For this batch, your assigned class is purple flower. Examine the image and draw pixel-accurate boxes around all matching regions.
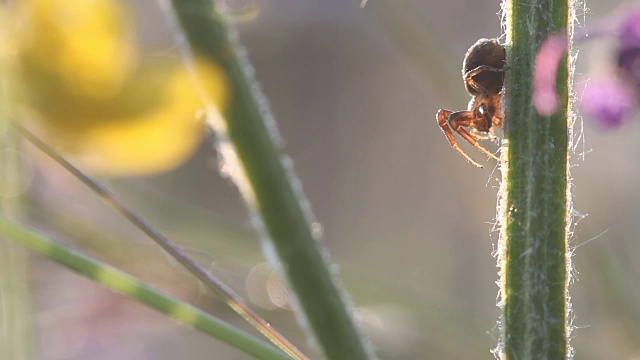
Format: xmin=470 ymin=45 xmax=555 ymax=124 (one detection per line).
xmin=533 ymin=34 xmax=568 ymax=116
xmin=617 ymin=47 xmax=640 ymax=82
xmin=579 ymin=77 xmax=637 ymax=130
xmin=533 ymin=9 xmax=640 ymax=130
xmin=618 ymin=11 xmax=640 ymax=84
xmin=619 ymin=10 xmax=640 ymax=48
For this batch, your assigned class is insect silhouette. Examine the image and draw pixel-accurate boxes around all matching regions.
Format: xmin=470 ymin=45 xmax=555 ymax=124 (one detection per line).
xmin=436 ymin=38 xmax=507 ymax=168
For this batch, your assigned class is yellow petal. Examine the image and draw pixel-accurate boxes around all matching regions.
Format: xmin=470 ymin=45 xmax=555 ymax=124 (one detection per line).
xmin=17 ymin=0 xmax=136 ymax=100
xmin=49 ymin=59 xmax=229 ymax=176
xmin=15 ymin=0 xmax=230 ymax=175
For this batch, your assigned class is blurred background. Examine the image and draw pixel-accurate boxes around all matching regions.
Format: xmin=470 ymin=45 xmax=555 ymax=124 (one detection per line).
xmin=2 ymin=0 xmax=640 ymax=359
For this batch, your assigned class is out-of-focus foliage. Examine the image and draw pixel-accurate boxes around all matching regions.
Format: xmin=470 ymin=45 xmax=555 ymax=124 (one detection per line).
xmin=8 ymin=0 xmax=229 ymax=175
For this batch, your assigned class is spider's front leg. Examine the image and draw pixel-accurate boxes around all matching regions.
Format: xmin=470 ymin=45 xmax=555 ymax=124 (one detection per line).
xmin=492 ymin=108 xmax=504 ymax=128
xmin=436 ymin=109 xmax=501 ymax=167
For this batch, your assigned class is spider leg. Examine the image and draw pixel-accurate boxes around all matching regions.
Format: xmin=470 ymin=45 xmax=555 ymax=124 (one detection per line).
xmin=436 ymin=109 xmax=483 ymax=168
xmin=492 ymin=110 xmax=504 ymax=128
xmin=464 ymin=65 xmax=508 ymax=93
xmin=470 ymin=128 xmax=494 ymax=140
xmin=454 ymin=120 xmax=502 ymax=162
xmin=437 ymin=109 xmax=502 ymax=165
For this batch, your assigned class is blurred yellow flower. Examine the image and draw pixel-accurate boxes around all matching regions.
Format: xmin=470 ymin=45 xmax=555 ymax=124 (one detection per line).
xmin=17 ymin=0 xmax=136 ymax=100
xmin=10 ymin=0 xmax=229 ymax=175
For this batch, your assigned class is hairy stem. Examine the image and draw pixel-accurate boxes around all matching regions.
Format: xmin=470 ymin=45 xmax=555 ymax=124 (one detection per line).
xmin=497 ymin=0 xmax=573 ymax=359
xmin=163 ymin=1 xmax=374 ymax=359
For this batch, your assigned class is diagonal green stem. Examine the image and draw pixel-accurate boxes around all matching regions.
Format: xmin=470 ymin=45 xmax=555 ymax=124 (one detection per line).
xmin=497 ymin=0 xmax=573 ymax=359
xmin=15 ymin=123 xmax=305 ymax=360
xmin=0 ymin=216 xmax=291 ymax=360
xmin=162 ymin=1 xmax=374 ymax=359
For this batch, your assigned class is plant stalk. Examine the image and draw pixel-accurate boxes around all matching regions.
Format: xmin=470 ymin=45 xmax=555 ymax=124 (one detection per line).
xmin=15 ymin=123 xmax=305 ymax=360
xmin=497 ymin=0 xmax=573 ymax=359
xmin=0 ymin=10 xmax=35 ymax=358
xmin=162 ymin=1 xmax=374 ymax=359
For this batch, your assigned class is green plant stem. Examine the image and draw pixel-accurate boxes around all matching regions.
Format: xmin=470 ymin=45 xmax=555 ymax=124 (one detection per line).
xmin=0 ymin=17 xmax=35 ymax=359
xmin=0 ymin=152 xmax=33 ymax=360
xmin=497 ymin=0 xmax=572 ymax=359
xmin=0 ymin=216 xmax=292 ymax=360
xmin=164 ymin=1 xmax=373 ymax=359
xmin=15 ymin=123 xmax=305 ymax=360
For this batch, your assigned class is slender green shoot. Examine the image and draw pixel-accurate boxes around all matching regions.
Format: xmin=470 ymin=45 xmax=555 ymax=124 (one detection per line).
xmin=0 ymin=216 xmax=293 ymax=360
xmin=0 ymin=16 xmax=34 ymax=359
xmin=14 ymin=123 xmax=306 ymax=360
